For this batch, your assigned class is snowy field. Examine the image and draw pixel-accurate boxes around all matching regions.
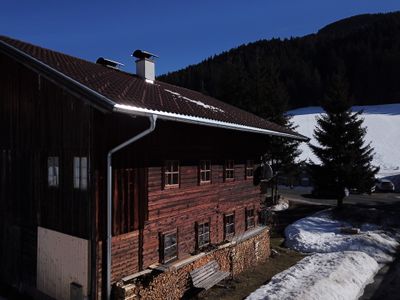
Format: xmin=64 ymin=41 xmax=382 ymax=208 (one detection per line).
xmin=246 ymin=252 xmax=378 ymax=300
xmin=287 ymin=104 xmax=400 ymax=178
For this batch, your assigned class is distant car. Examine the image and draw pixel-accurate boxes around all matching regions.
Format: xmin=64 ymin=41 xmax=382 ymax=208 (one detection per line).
xmin=349 ymin=185 xmax=375 ymax=194
xmin=375 ymin=179 xmax=395 ymax=192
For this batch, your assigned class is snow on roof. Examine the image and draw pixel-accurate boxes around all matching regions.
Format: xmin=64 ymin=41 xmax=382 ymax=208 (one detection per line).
xmin=164 ymin=89 xmax=224 ymax=113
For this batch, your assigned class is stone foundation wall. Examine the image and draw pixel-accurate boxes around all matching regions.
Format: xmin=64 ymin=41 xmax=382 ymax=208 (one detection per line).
xmin=114 ymin=227 xmax=270 ymax=300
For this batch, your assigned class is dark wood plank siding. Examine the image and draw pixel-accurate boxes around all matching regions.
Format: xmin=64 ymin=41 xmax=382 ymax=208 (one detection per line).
xmin=0 ymin=51 xmax=93 ymax=287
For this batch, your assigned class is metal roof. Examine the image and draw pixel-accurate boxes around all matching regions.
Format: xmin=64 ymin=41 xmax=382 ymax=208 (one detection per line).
xmin=0 ymin=36 xmax=308 ymax=141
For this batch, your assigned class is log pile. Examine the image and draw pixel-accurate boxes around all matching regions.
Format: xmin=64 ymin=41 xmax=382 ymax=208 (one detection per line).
xmin=114 ymin=281 xmax=140 ymax=300
xmin=113 ymin=227 xmax=270 ymax=300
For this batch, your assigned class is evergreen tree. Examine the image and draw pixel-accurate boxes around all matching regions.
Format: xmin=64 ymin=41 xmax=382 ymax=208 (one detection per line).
xmin=309 ymin=72 xmax=379 ymax=207
xmin=256 ymin=59 xmax=302 ymax=201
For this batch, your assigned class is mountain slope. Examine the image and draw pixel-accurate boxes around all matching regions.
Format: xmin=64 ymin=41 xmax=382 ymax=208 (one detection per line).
xmin=159 ymin=12 xmax=400 ymax=112
xmin=287 ymin=104 xmax=400 ymax=178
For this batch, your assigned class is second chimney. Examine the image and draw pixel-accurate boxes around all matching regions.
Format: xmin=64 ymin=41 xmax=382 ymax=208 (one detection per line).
xmin=132 ymin=50 xmax=158 ymax=83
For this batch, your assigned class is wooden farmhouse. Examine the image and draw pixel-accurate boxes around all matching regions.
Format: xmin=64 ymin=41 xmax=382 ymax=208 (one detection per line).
xmin=0 ymin=36 xmax=307 ymax=300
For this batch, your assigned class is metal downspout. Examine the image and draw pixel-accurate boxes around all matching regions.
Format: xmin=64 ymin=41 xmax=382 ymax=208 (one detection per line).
xmin=106 ymin=114 xmax=157 ymax=300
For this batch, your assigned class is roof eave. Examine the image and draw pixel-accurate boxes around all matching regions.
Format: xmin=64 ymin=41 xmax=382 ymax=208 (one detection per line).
xmin=113 ymin=104 xmax=309 ymax=141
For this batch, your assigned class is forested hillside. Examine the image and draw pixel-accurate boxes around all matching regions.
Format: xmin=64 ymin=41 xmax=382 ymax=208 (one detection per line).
xmin=159 ymin=12 xmax=400 ymax=113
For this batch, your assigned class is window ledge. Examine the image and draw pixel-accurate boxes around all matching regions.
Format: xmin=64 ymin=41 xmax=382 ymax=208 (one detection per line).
xmin=199 ymin=181 xmax=211 ymax=185
xmin=164 ymin=184 xmax=179 ymax=190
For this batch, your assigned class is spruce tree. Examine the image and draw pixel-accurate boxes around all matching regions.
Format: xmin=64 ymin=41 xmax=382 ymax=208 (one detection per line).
xmin=309 ymin=72 xmax=379 ymax=207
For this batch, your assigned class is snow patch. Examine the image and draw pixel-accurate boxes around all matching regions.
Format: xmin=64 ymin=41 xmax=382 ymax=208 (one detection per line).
xmin=164 ymin=89 xmax=224 ymax=113
xmin=246 ymin=251 xmax=379 ymax=300
xmin=269 ymin=200 xmax=289 ymax=211
xmin=285 ymin=210 xmax=399 ymax=263
xmin=287 ymin=103 xmax=400 ymax=177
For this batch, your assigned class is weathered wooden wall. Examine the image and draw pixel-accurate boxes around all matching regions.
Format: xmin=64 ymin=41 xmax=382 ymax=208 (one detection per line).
xmin=142 ymin=162 xmax=260 ymax=268
xmin=0 ymin=51 xmax=94 ymax=289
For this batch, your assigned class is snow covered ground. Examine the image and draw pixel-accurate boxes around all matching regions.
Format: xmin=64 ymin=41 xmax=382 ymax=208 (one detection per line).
xmin=269 ymin=199 xmax=289 ymax=211
xmin=246 ymin=251 xmax=378 ymax=300
xmin=287 ymin=104 xmax=400 ymax=178
xmin=247 ymin=209 xmax=399 ymax=300
xmin=285 ymin=210 xmax=400 ymax=263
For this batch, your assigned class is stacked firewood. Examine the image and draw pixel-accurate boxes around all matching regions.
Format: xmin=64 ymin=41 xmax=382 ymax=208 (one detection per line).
xmin=114 ymin=281 xmax=140 ymax=300
xmin=138 ymin=270 xmax=188 ymax=300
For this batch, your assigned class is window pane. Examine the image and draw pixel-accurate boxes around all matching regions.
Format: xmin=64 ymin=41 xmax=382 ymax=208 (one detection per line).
xmin=48 ymin=156 xmax=59 ymax=187
xmin=165 ymin=233 xmax=176 ymax=246
xmin=167 ymin=173 xmax=172 ymax=185
xmin=199 ymin=224 xmax=204 ymax=235
xmin=163 ymin=232 xmax=177 ymax=262
xmin=166 ymin=161 xmax=172 ymax=172
xmin=80 ymin=157 xmax=88 ymax=190
xmin=73 ymin=157 xmax=80 ymax=188
xmin=172 ymin=173 xmax=179 ymax=184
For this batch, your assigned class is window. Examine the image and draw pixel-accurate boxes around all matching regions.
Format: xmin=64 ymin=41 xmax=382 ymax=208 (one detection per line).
xmin=246 ymin=160 xmax=254 ymax=179
xmin=164 ymin=160 xmax=179 ymax=188
xmin=225 ymin=160 xmax=234 ymax=181
xmin=199 ymin=160 xmax=211 ymax=184
xmin=48 ymin=156 xmax=59 ymax=187
xmin=73 ymin=157 xmax=88 ymax=190
xmin=224 ymin=214 xmax=235 ymax=238
xmin=246 ymin=208 xmax=255 ymax=230
xmin=161 ymin=231 xmax=178 ymax=263
xmin=197 ymin=222 xmax=210 ymax=249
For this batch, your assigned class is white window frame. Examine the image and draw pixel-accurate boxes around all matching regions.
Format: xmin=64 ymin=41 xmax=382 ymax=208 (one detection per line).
xmin=246 ymin=208 xmax=255 ymax=230
xmin=246 ymin=160 xmax=254 ymax=179
xmin=73 ymin=156 xmax=88 ymax=190
xmin=224 ymin=213 xmax=235 ymax=238
xmin=161 ymin=230 xmax=178 ymax=264
xmin=48 ymin=156 xmax=59 ymax=187
xmin=225 ymin=160 xmax=235 ymax=181
xmin=199 ymin=160 xmax=211 ymax=184
xmin=164 ymin=160 xmax=179 ymax=188
xmin=197 ymin=222 xmax=210 ymax=249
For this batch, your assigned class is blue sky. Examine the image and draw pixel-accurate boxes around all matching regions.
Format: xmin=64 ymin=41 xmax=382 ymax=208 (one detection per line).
xmin=1 ymin=1 xmax=399 ymax=75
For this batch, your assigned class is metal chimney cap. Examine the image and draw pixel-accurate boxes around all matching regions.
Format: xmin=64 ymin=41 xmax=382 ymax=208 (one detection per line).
xmin=96 ymin=57 xmax=125 ymax=69
xmin=132 ymin=49 xmax=159 ymax=59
